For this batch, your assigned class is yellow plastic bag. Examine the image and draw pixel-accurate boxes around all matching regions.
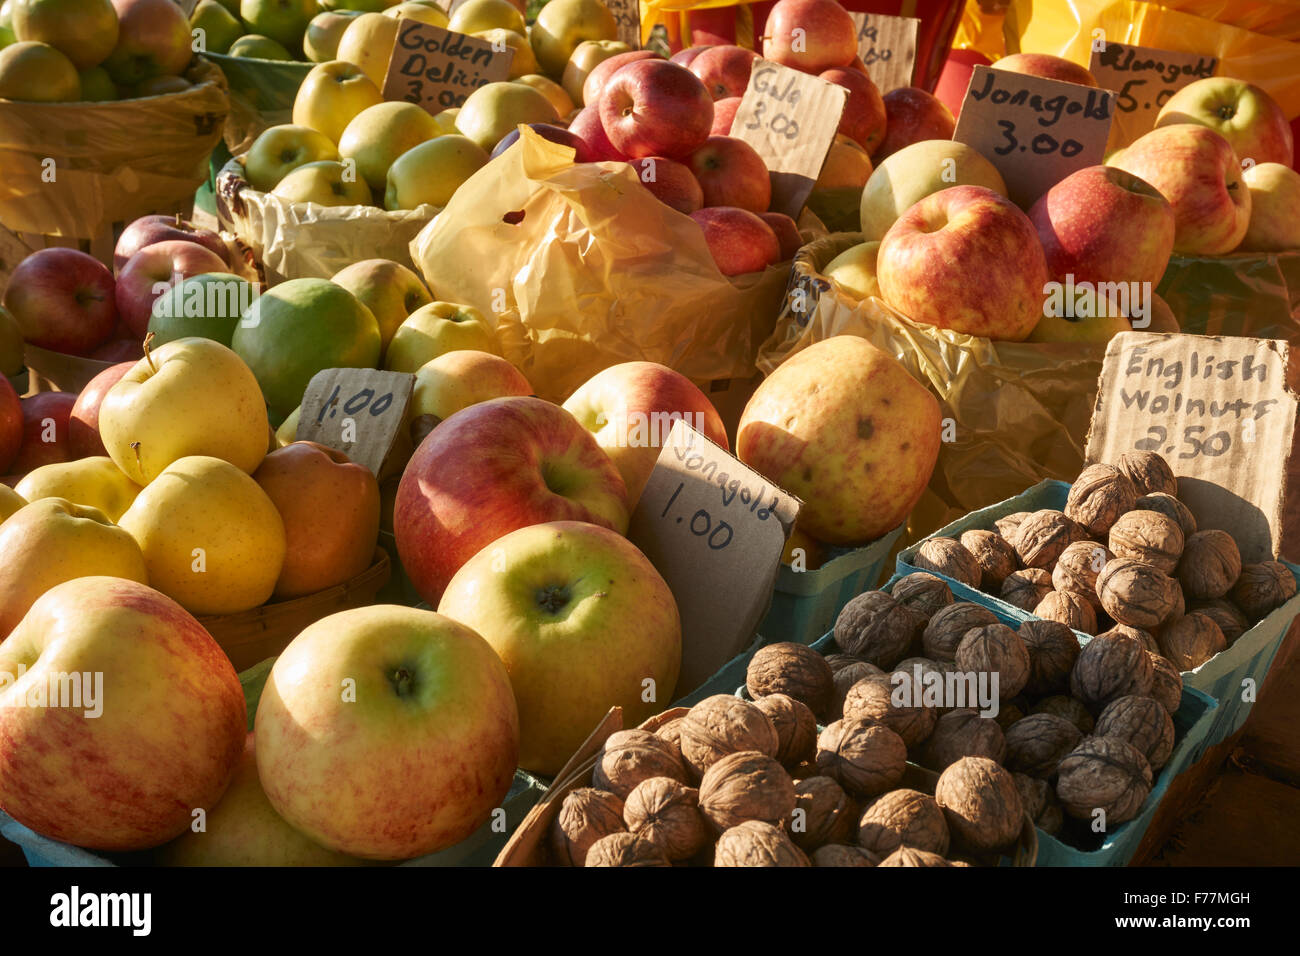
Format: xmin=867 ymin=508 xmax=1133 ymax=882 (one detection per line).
xmin=408 ymin=128 xmax=794 ymax=403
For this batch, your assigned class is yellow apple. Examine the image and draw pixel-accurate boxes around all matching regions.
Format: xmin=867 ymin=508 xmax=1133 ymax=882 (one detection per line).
xmin=293 ymin=59 xmax=383 ymax=144
xmin=384 ymin=133 xmax=489 ymax=210
xmin=781 ymin=524 xmax=826 ymax=571
xmin=338 ymin=99 xmax=441 ymax=190
xmin=331 ymin=258 xmax=432 ymax=351
xmin=244 ymin=123 xmax=340 ymax=193
xmin=514 ymin=73 xmax=574 ymax=118
xmin=455 ymin=80 xmax=559 ymax=151
xmin=448 ymin=0 xmax=523 ymax=36
xmin=474 ymin=28 xmax=536 ymax=80
xmin=271 ymin=160 xmax=373 ymax=206
xmin=561 ymin=38 xmax=629 ymax=107
xmin=816 ymin=137 xmax=873 ymax=190
xmin=529 ymin=0 xmax=617 ymax=79
xmin=407 ymin=349 xmax=532 ymax=444
xmin=335 ymin=11 xmax=398 ymax=88
xmin=118 ymin=455 xmax=286 ymax=616
xmin=0 ymin=40 xmax=80 ymax=101
xmin=383 ymin=1 xmax=446 ymax=27
xmin=14 ymin=0 xmax=120 ymax=69
xmin=302 ymin=10 xmax=361 ymax=62
xmin=0 ymin=485 xmax=25 ymax=523
xmin=274 ymin=405 xmax=300 ymax=446
xmin=1028 ymin=311 xmax=1134 ymax=343
xmin=15 ymin=456 xmax=142 ymax=522
xmin=385 ymin=302 xmax=501 ymax=373
xmin=823 ymin=240 xmax=882 ymax=302
xmin=431 ymin=105 xmax=459 ymax=136
xmin=1240 ymin=162 xmax=1300 ymax=252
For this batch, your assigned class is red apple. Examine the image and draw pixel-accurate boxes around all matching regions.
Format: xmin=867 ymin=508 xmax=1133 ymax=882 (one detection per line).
xmin=393 ymin=395 xmax=630 ymax=605
xmin=0 ymin=376 xmax=20 ymax=475
xmin=113 ymin=213 xmax=228 ymax=272
xmin=689 ymin=44 xmax=758 ymax=101
xmin=90 ymin=337 xmax=144 ymax=363
xmin=992 ymin=53 xmax=1098 ymax=88
xmin=761 ymin=211 xmax=803 ymax=260
xmin=491 ymin=123 xmax=596 ymax=162
xmin=12 ymin=391 xmax=77 ymax=474
xmin=711 ymin=95 xmax=741 ymax=135
xmin=582 ymin=49 xmax=658 ymax=106
xmin=935 ymin=48 xmax=993 ymax=118
xmin=761 ymin=0 xmax=857 ymax=74
xmin=599 ymin=59 xmax=714 ymax=159
xmin=872 ymin=87 xmax=955 ymax=161
xmin=103 ymin=0 xmax=193 ymax=87
xmin=68 ymin=361 xmax=136 ymax=459
xmin=670 ymin=45 xmax=710 ymax=68
xmin=690 ymin=206 xmax=781 ymax=276
xmin=686 ymin=7 xmax=735 ymax=46
xmin=877 ymin=184 xmax=1049 ymax=341
xmin=568 ymin=105 xmax=628 ymax=161
xmin=115 ymin=240 xmax=230 ymax=339
xmin=628 ymin=156 xmax=704 ymax=214
xmin=686 ymin=135 xmax=771 ymax=213
xmin=820 ymin=67 xmax=887 ymax=153
xmin=1029 ymin=165 xmax=1176 ymax=287
xmin=2 ymin=248 xmax=117 ymax=356
xmin=1156 ymin=77 xmax=1293 ymax=168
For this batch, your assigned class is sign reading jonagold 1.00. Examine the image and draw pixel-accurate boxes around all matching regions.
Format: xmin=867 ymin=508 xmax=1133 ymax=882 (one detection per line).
xmin=382 ymin=20 xmax=516 ymax=114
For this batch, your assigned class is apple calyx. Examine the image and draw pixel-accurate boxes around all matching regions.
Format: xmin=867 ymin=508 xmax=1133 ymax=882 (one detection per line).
xmin=535 ymin=584 xmax=571 ymax=615
xmin=388 ymin=666 xmax=416 ymax=698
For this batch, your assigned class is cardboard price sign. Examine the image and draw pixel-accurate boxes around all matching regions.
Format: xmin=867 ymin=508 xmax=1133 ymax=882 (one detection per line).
xmin=627 ymin=421 xmax=801 ymax=693
xmin=604 ymin=0 xmax=641 ymax=48
xmin=731 ymin=61 xmax=847 ymax=219
xmin=953 ymin=65 xmax=1115 ymax=208
xmin=381 ymin=20 xmax=516 ymax=114
xmin=1084 ymin=332 xmax=1300 ymax=563
xmin=296 ymin=368 xmax=416 ymax=476
xmin=1089 ymin=42 xmax=1216 ymax=151
xmin=849 ymin=12 xmax=919 ymax=93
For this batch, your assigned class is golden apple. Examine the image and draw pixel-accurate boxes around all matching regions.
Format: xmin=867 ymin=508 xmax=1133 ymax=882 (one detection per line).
xmin=407 ymin=349 xmax=532 ymax=444
xmin=561 ymin=39 xmax=630 ymax=107
xmin=816 ymin=137 xmax=872 ymax=190
xmin=244 ymin=123 xmax=340 ymax=193
xmin=271 ymin=160 xmax=373 ymax=206
xmin=823 ymin=240 xmax=882 ymax=302
xmin=15 ymin=456 xmax=141 ymax=522
xmin=529 ymin=0 xmax=616 ymax=79
xmin=0 ymin=485 xmax=25 ymax=523
xmin=302 ymin=10 xmax=361 ymax=63
xmin=514 ymin=73 xmax=574 ymax=118
xmin=384 ymin=133 xmax=489 ymax=210
xmin=331 ymin=258 xmax=432 ymax=351
xmin=474 ymin=27 xmax=536 ymax=80
xmin=274 ymin=405 xmax=300 ymax=446
xmin=385 ymin=301 xmax=501 ymax=373
xmin=455 ymin=80 xmax=558 ymax=151
xmin=338 ymin=99 xmax=441 ymax=190
xmin=383 ymin=1 xmax=446 ymax=27
xmin=335 ymin=11 xmax=398 ymax=88
xmin=448 ymin=0 xmax=523 ymax=36
xmin=0 ymin=40 xmax=80 ymax=101
xmin=293 ymin=59 xmax=383 ymax=144
xmin=431 ymin=105 xmax=460 ymax=136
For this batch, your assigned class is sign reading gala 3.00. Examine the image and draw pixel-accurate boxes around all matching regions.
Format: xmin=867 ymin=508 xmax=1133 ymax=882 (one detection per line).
xmin=382 ymin=19 xmax=516 ymax=115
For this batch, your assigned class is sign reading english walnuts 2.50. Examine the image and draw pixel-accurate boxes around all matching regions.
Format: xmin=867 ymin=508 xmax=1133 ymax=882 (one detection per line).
xmin=381 ymin=19 xmax=516 ymax=115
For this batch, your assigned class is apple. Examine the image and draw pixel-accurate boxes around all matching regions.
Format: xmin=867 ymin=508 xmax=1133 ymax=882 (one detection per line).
xmin=114 ymin=213 xmax=228 ymax=272
xmin=439 ymin=520 xmax=679 ymax=775
xmin=710 ymin=95 xmax=741 ymax=135
xmin=0 ymin=486 xmax=24 ymax=522
xmin=292 ymin=59 xmax=383 ymax=144
xmin=670 ymin=45 xmax=708 ymax=68
xmin=147 ymin=273 xmax=256 ymax=349
xmin=385 ymin=301 xmax=500 ymax=373
xmin=335 ymin=12 xmax=398 ymax=88
xmin=0 ymin=374 xmax=21 ymax=474
xmin=3 ymin=247 xmax=116 ymax=355
xmin=878 ymin=184 xmax=1049 ymax=341
xmin=992 ymin=52 xmax=1098 ymax=88
xmin=762 ymin=0 xmax=857 ymax=74
xmin=1109 ymin=124 xmax=1251 ymax=255
xmin=871 ymin=87 xmax=956 ymax=161
xmin=270 ymin=159 xmax=373 ymax=206
xmin=245 ymin=123 xmax=340 ymax=192
xmin=1240 ymin=162 xmax=1300 ymax=252
xmin=810 ymin=135 xmax=873 ymax=222
xmin=239 ymin=0 xmax=315 ymax=51
xmin=0 ymin=40 xmax=79 ymax=100
xmin=737 ymin=335 xmax=941 ymax=544
xmin=12 ymin=391 xmax=76 ymax=474
xmin=331 ymin=258 xmax=431 ymax=353
xmin=1156 ymin=77 xmax=1293 ymax=168
xmin=78 ymin=64 xmax=117 ymax=100
xmin=628 ymin=155 xmax=703 ymax=214
xmin=68 ymin=360 xmax=134 ymax=458
xmin=12 ymin=0 xmax=119 ymax=70
xmin=1147 ymin=292 xmax=1180 ymax=333
xmin=385 ymin=1 xmax=446 ymax=27
xmin=386 ymin=134 xmax=491 ymax=210
xmin=782 ymin=524 xmax=826 ymax=570
xmin=860 ymin=139 xmax=1008 ymax=241
xmin=1028 ymin=304 xmax=1134 ymax=344
xmin=303 ymin=10 xmax=360 ymax=62
xmin=567 ymin=104 xmax=627 ymax=161
xmin=600 ymin=59 xmax=713 ymax=159
xmin=14 ymin=455 xmax=140 ymax=521
xmin=823 ymin=239 xmax=881 ymax=301
xmin=581 ymin=48 xmax=656 ymax=106
xmin=491 ymin=123 xmax=594 ymax=162
xmin=455 ymin=81 xmax=560 ymax=151
xmin=1029 ymin=165 xmax=1176 ymax=287
xmin=529 ymin=0 xmax=616 ymax=78
xmin=762 ymin=211 xmax=803 ymax=261
xmin=132 ymin=73 xmax=190 ymax=96
xmin=689 ymin=44 xmax=757 ymax=101
xmin=562 ymin=361 xmax=727 ymax=506
xmin=115 ymin=240 xmax=230 ymax=339
xmin=513 ymin=72 xmax=574 ymax=118
xmin=561 ymin=38 xmax=629 ymax=106
xmin=189 ymin=0 xmax=242 ymax=55
xmin=90 ymin=337 xmax=142 ymax=362
xmin=0 ymin=576 xmax=244 ymax=851
xmin=820 ymin=67 xmax=886 ymax=153
xmin=227 ymin=32 xmax=290 ymax=59
xmin=448 ymin=0 xmax=523 ymax=35
xmin=102 ymin=0 xmax=191 ymax=86
xmin=690 ymin=206 xmax=781 ymax=276
xmin=431 ymin=105 xmax=459 ymax=137
xmin=0 ymin=307 xmax=21 ymax=376
xmin=473 ymin=27 xmax=537 ymax=80
xmin=99 ymin=337 xmax=270 ymax=484
xmin=338 ymin=100 xmax=441 ymax=190
xmin=687 ymin=135 xmax=771 ymax=213
xmin=406 ymin=349 xmax=532 ymax=445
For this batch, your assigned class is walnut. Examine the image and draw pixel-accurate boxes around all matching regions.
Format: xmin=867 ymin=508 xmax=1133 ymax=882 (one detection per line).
xmin=1018 ymin=619 xmax=1081 ymax=696
xmin=830 ymin=659 xmax=886 ymax=717
xmin=1189 ymin=599 xmax=1249 ymax=644
xmin=698 ymin=751 xmax=796 ymax=831
xmin=1034 ymin=590 xmax=1098 ymax=635
xmin=1177 ymin=530 xmax=1242 ymax=600
xmin=995 ymin=511 xmax=1031 ymax=541
xmin=1015 ymin=510 xmax=1086 ymax=569
xmin=833 ymin=590 xmax=925 ymax=668
xmin=892 ymin=658 xmax=958 ymax=713
xmin=922 ymin=602 xmax=998 ymax=661
xmin=934 ymin=756 xmax=1025 ymax=852
xmin=1096 ymin=558 xmax=1180 ymax=629
xmin=815 ymin=718 xmax=908 ymax=797
xmin=856 ymin=788 xmax=950 ymax=857
xmin=1108 ymin=510 xmax=1184 ymax=573
xmin=623 ymin=777 xmax=708 ymax=861
xmin=1053 ymin=540 xmax=1112 ymax=608
xmin=789 ymin=776 xmax=856 ymax=851
xmin=913 ymin=537 xmax=982 ymax=588
xmin=713 ymin=820 xmax=809 ymax=867
xmin=592 ymin=729 xmax=689 ymax=799
xmin=1135 ymin=492 xmax=1197 ymax=537
xmin=753 ymin=693 xmax=818 ymax=768
xmin=921 ymin=708 xmax=1006 ymax=771
xmin=1232 ymin=562 xmax=1296 ymax=621
xmin=1001 ymin=568 xmax=1056 ymax=611
xmin=960 ymin=530 xmax=1019 ymax=589
xmin=878 ymin=846 xmax=952 ymax=866
xmin=1157 ymin=612 xmax=1226 ymax=671
xmin=655 ymin=717 xmax=685 ymax=753
xmin=842 ymin=674 xmax=938 ymax=749
xmin=1096 ymin=623 xmax=1159 ymax=654
xmin=1116 ymin=451 xmax=1177 ymax=496
xmin=811 ymin=844 xmax=878 ymax=867
xmin=550 ymin=787 xmax=626 ymax=866
xmin=1070 ymin=631 xmax=1154 ymax=712
xmin=994 ymin=701 xmax=1026 ymax=731
xmin=1066 ymin=463 xmax=1138 ymax=536
xmin=1056 ymin=737 xmax=1153 ymax=825
xmin=1012 ymin=772 xmax=1063 ymax=836
xmin=678 ymin=695 xmax=779 ymax=776
xmin=584 ymin=831 xmax=671 ymax=867
xmin=1030 ymin=695 xmax=1095 ymax=734
xmin=1095 ymin=695 xmax=1175 ymax=771
xmin=1147 ymin=652 xmax=1183 ymax=715
xmin=746 ymin=642 xmax=835 ymax=720
xmin=955 ymin=623 xmax=1030 ymax=699
xmin=891 ymin=571 xmax=954 ymax=618
xmin=1003 ymin=714 xmax=1083 ymax=779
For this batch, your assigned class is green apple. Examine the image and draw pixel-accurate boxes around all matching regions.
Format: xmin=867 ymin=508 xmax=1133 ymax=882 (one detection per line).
xmin=244 ymin=123 xmax=339 ymax=192
xmin=227 ymin=33 xmax=292 ymax=59
xmin=385 ymin=301 xmax=500 ymax=374
xmin=147 ymin=272 xmax=257 ymax=348
xmin=334 ymin=11 xmax=397 ymax=88
xmin=12 ymin=0 xmax=118 ymax=70
xmin=331 ymin=258 xmax=432 ymax=352
xmin=407 ymin=349 xmax=532 ymax=443
xmin=232 ymin=277 xmax=382 ymax=423
xmin=190 ymin=0 xmax=244 ymax=55
xmin=302 ymin=9 xmax=360 ymax=62
xmin=859 ymin=139 xmax=1008 ymax=241
xmin=0 ymin=40 xmax=80 ymax=101
xmin=823 ymin=240 xmax=882 ymax=302
xmin=338 ymin=100 xmax=440 ymax=191
xmin=77 ymin=64 xmax=116 ymax=100
xmin=99 ymin=337 xmax=271 ymax=485
xmin=384 ymin=134 xmax=489 ymax=211
xmin=0 ymin=0 xmax=15 ymax=49
xmin=448 ymin=0 xmax=523 ymax=36
xmin=292 ymin=59 xmax=383 ymax=144
xmin=529 ymin=0 xmax=617 ymax=79
xmin=0 ymin=305 xmax=22 ymax=376
xmin=15 ymin=456 xmax=142 ymax=521
xmin=239 ymin=0 xmax=316 ymax=51
xmin=271 ymin=159 xmax=373 ymax=206
xmin=455 ymin=81 xmax=559 ymax=151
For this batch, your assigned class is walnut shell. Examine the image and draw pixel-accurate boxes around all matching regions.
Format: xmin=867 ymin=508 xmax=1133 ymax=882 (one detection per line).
xmin=994 ymin=701 xmax=1026 ymax=731
xmin=1056 ymin=737 xmax=1152 ymax=825
xmin=789 ymin=775 xmax=856 ymax=851
xmin=892 ymin=658 xmax=959 ymax=714
xmin=1096 ymin=623 xmax=1159 ymax=654
xmin=1189 ymin=599 xmax=1249 ymax=645
xmin=913 ymin=537 xmax=982 ymax=588
xmin=1070 ymin=631 xmax=1154 ymax=712
xmin=922 ymin=602 xmax=999 ymax=661
xmin=891 ymin=571 xmax=955 ymax=618
xmin=1003 ymin=714 xmax=1083 ymax=779
xmin=746 ymin=642 xmax=835 ymax=720
xmin=1177 ymin=530 xmax=1242 ymax=600
xmin=1066 ymin=463 xmax=1138 ymax=537
xmin=842 ymin=674 xmax=938 ymax=749
xmin=877 ymin=846 xmax=952 ymax=867
xmin=830 ymin=659 xmax=886 ymax=717
xmin=713 ymin=820 xmax=809 ymax=867
xmin=1135 ymin=492 xmax=1196 ymax=537
xmin=1146 ymin=653 xmax=1184 ymax=715
xmin=857 ymin=788 xmax=950 ymax=857
xmin=995 ymin=511 xmax=1031 ymax=541
xmin=655 ymin=717 xmax=685 ymax=752
xmin=698 ymin=751 xmax=796 ymax=831
xmin=1052 ymin=540 xmax=1112 ymax=609
xmin=811 ymin=844 xmax=878 ymax=867
xmin=1001 ymin=568 xmax=1056 ymax=612
xmin=1015 ymin=510 xmax=1086 ymax=569
xmin=592 ymin=729 xmax=689 ymax=799
xmin=623 ymin=777 xmax=708 ymax=861
xmin=815 ymin=718 xmax=908 ymax=798
xmin=678 ymin=695 xmax=779 ymax=776
xmin=1157 ymin=611 xmax=1226 ymax=671
xmin=1012 ymin=772 xmax=1063 ymax=836
xmin=833 ymin=590 xmax=926 ymax=667
xmin=1116 ymin=451 xmax=1177 ymax=497
xmin=1108 ymin=510 xmax=1184 ymax=573
xmin=921 ymin=708 xmax=1006 ymax=771
xmin=1231 ymin=562 xmax=1296 ymax=621
xmin=1034 ymin=590 xmax=1098 ymax=635
xmin=1096 ymin=558 xmax=1180 ymax=630
xmin=934 ymin=756 xmax=1024 ymax=852
xmin=753 ymin=693 xmax=818 ymax=769
xmin=584 ymin=831 xmax=671 ymax=867
xmin=1018 ymin=619 xmax=1081 ymax=697
xmin=955 ymin=623 xmax=1030 ymax=700
xmin=1095 ymin=695 xmax=1174 ymax=771
xmin=550 ymin=787 xmax=626 ymax=866
xmin=960 ymin=530 xmax=1019 ymax=590
xmin=1030 ymin=695 xmax=1095 ymax=734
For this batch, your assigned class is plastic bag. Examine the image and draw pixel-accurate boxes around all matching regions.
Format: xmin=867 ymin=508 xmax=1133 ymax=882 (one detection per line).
xmin=207 ymin=52 xmax=312 ymax=157
xmin=1158 ymin=251 xmax=1300 ymax=339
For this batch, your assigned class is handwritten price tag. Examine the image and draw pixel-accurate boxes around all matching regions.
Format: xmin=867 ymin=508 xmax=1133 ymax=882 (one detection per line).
xmin=953 ymin=65 xmax=1115 ymax=208
xmin=604 ymin=0 xmax=641 ymax=48
xmin=731 ymin=60 xmax=847 ymax=219
xmin=849 ymin=12 xmax=918 ymax=93
xmin=296 ymin=368 xmax=415 ymax=476
xmin=381 ymin=20 xmax=515 ymax=115
xmin=1089 ymin=42 xmax=1216 ymax=152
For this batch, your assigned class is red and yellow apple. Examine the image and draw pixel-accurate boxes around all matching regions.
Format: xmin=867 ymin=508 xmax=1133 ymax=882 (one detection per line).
xmin=331 ymin=258 xmax=432 ymax=352
xmin=992 ymin=53 xmax=1098 ymax=88
xmin=407 ymin=349 xmax=533 ymax=444
xmin=628 ymin=155 xmax=703 ymax=214
xmin=871 ymin=87 xmax=955 ymax=161
xmin=1156 ymin=77 xmax=1293 ymax=168
xmin=859 ymin=139 xmax=1007 ymax=241
xmin=820 ymin=67 xmax=886 ymax=153
xmin=115 ymin=239 xmax=230 ymax=339
xmin=761 ymin=0 xmax=857 ymax=74
xmin=581 ymin=48 xmax=656 ymax=106
xmin=1240 ymin=161 xmax=1300 ymax=252
xmin=689 ymin=44 xmax=757 ymax=101
xmin=691 ymin=206 xmax=781 ymax=276
xmin=762 ymin=211 xmax=803 ymax=261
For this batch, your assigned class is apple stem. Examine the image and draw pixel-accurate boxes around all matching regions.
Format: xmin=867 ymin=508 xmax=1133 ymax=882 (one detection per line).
xmin=129 ymin=441 xmax=142 ymax=472
xmin=175 ymin=213 xmax=183 ymax=228
xmin=142 ymin=332 xmax=156 ymax=374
